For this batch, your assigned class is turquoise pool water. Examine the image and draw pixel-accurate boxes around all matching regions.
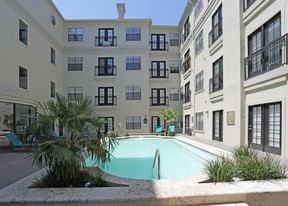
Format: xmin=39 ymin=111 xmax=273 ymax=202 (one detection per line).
xmin=86 ymin=138 xmax=217 ymax=180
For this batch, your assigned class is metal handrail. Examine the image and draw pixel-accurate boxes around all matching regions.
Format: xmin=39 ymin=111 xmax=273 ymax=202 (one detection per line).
xmin=152 ymin=149 xmax=161 ymax=179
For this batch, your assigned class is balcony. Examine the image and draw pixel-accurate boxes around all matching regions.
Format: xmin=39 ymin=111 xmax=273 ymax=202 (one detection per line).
xmin=95 ymin=96 xmax=117 ymax=106
xmin=150 ymin=97 xmax=169 ymax=106
xmin=150 ymin=41 xmax=168 ymax=51
xmin=149 ymin=69 xmax=169 ymax=78
xmin=95 ymin=37 xmax=117 ymax=46
xmin=209 ymin=73 xmax=223 ymax=93
xmin=244 ymin=34 xmax=288 ymax=80
xmin=183 ymin=91 xmax=191 ymax=104
xmin=209 ymin=19 xmax=223 ymax=47
xmin=181 ymin=23 xmax=191 ymax=44
xmin=95 ymin=66 xmax=117 ymax=76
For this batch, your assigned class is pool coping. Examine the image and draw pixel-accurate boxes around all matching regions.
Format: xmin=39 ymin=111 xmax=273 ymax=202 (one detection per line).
xmin=1 ymin=136 xmax=288 ymax=206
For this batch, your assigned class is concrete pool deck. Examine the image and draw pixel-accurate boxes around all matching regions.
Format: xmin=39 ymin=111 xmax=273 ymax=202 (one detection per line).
xmin=0 ymin=135 xmax=288 ymax=206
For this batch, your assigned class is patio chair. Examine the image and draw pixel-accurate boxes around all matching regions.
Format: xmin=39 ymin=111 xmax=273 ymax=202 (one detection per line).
xmin=49 ymin=129 xmax=63 ymax=140
xmin=155 ymin=125 xmax=163 ymax=133
xmin=169 ymin=125 xmax=175 ymax=133
xmin=3 ymin=132 xmax=33 ymax=147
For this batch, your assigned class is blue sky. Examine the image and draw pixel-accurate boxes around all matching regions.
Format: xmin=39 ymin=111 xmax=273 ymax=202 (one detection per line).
xmin=52 ymin=0 xmax=188 ymax=26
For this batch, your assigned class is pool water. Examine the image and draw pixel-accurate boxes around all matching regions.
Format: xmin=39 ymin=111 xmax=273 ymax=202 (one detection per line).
xmin=86 ymin=138 xmax=217 ymax=180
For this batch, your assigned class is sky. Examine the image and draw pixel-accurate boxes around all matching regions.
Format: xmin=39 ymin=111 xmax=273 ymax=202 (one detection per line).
xmin=52 ymin=0 xmax=189 ymax=26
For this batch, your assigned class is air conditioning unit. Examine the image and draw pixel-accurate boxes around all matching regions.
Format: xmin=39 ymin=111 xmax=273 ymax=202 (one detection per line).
xmin=102 ymin=41 xmax=111 ymax=46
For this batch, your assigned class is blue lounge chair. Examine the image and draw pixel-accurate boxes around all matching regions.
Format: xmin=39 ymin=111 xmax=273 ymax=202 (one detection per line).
xmin=155 ymin=126 xmax=162 ymax=133
xmin=169 ymin=125 xmax=175 ymax=133
xmin=49 ymin=129 xmax=63 ymax=139
xmin=3 ymin=132 xmax=33 ymax=147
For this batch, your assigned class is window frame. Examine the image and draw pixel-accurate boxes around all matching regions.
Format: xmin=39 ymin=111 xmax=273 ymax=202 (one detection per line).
xmin=126 ymin=116 xmax=141 ymax=130
xmin=126 ymin=27 xmax=141 ymax=41
xmin=126 ymin=86 xmax=141 ymax=100
xmin=50 ymin=47 xmax=56 ymax=65
xmin=19 ymin=19 xmax=28 ymax=45
xmin=50 ymin=81 xmax=55 ymax=98
xmin=98 ymin=87 xmax=115 ymax=105
xmin=169 ymin=88 xmax=180 ymax=101
xmin=126 ymin=56 xmax=141 ymax=70
xmin=68 ymin=28 xmax=83 ymax=42
xmin=196 ymin=112 xmax=204 ymax=131
xmin=68 ymin=57 xmax=83 ymax=71
xmin=67 ymin=87 xmax=83 ymax=101
xmin=19 ymin=66 xmax=28 ymax=90
xmin=195 ymin=70 xmax=204 ymax=92
xmin=195 ymin=30 xmax=203 ymax=55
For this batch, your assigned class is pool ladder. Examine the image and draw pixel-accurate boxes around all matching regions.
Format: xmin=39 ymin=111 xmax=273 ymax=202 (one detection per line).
xmin=152 ymin=149 xmax=161 ymax=179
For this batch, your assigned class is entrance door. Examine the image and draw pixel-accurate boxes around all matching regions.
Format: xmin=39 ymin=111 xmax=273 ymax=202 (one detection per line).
xmin=248 ymin=102 xmax=281 ymax=154
xmin=151 ymin=116 xmax=164 ymax=132
xmin=213 ymin=110 xmax=223 ymax=142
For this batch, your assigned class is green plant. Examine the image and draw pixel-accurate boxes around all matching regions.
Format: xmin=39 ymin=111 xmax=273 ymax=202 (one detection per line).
xmin=236 ymin=154 xmax=287 ymax=180
xmin=232 ymin=146 xmax=256 ymax=161
xmin=107 ymin=130 xmax=118 ymax=138
xmin=124 ymin=132 xmax=130 ymax=137
xmin=156 ymin=108 xmax=178 ymax=135
xmin=203 ymin=156 xmax=235 ymax=182
xmin=30 ymin=93 xmax=116 ymax=187
xmin=168 ymin=132 xmax=175 ymax=136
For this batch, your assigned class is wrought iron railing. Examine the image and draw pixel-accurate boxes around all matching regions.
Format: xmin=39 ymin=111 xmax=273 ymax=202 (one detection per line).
xmin=95 ymin=66 xmax=117 ymax=76
xmin=150 ymin=97 xmax=169 ymax=106
xmin=95 ymin=36 xmax=117 ymax=46
xmin=209 ymin=19 xmax=223 ymax=47
xmin=244 ymin=34 xmax=288 ymax=80
xmin=149 ymin=69 xmax=169 ymax=78
xmin=209 ymin=73 xmax=223 ymax=93
xmin=95 ymin=96 xmax=117 ymax=106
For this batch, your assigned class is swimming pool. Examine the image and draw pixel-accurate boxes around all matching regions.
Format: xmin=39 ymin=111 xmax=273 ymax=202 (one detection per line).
xmin=86 ymin=138 xmax=217 ymax=180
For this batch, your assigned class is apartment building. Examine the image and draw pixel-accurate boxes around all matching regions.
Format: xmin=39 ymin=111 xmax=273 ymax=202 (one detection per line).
xmin=0 ymin=0 xmax=182 ymax=134
xmin=180 ymin=0 xmax=288 ymax=157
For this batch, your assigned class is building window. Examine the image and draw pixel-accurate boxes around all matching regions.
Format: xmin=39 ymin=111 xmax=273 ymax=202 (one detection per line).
xmin=50 ymin=47 xmax=56 ymax=65
xmin=195 ymin=70 xmax=204 ymax=92
xmin=19 ymin=67 xmax=27 ymax=89
xmin=194 ymin=0 xmax=203 ymax=20
xmin=126 ymin=86 xmax=141 ymax=100
xmin=97 ymin=58 xmax=115 ymax=76
xmin=151 ymin=89 xmax=167 ymax=105
xmin=244 ymin=0 xmax=256 ymax=11
xmin=195 ymin=30 xmax=203 ymax=55
xmin=19 ymin=19 xmax=28 ymax=45
xmin=210 ymin=57 xmax=223 ymax=93
xmin=98 ymin=87 xmax=115 ymax=105
xmin=213 ymin=110 xmax=223 ymax=142
xmin=169 ymin=33 xmax=179 ymax=46
xmin=68 ymin=28 xmax=83 ymax=42
xmin=185 ymin=115 xmax=191 ymax=135
xmin=181 ymin=17 xmax=190 ymax=43
xmin=184 ymin=82 xmax=191 ymax=103
xmin=126 ymin=56 xmax=141 ymax=70
xmin=209 ymin=4 xmax=222 ymax=46
xmin=126 ymin=116 xmax=141 ymax=130
xmin=196 ymin=112 xmax=204 ymax=131
xmin=151 ymin=34 xmax=166 ymax=50
xmin=97 ymin=28 xmax=116 ymax=46
xmin=126 ymin=27 xmax=141 ymax=41
xmin=67 ymin=87 xmax=83 ymax=101
xmin=182 ymin=49 xmax=191 ymax=73
xmin=245 ymin=13 xmax=281 ymax=79
xmin=169 ymin=88 xmax=179 ymax=101
xmin=151 ymin=61 xmax=167 ymax=78
xmin=51 ymin=82 xmax=55 ymax=98
xmin=170 ymin=60 xmax=180 ymax=73
xmin=68 ymin=57 xmax=83 ymax=71
xmin=248 ymin=102 xmax=281 ymax=154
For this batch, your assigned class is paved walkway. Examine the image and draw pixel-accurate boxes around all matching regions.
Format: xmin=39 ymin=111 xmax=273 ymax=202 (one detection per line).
xmin=0 ymin=149 xmax=39 ymax=189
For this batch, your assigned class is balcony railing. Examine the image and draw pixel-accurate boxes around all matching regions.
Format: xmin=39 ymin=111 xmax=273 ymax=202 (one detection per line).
xmin=95 ymin=96 xmax=117 ymax=106
xmin=209 ymin=73 xmax=223 ymax=93
xmin=182 ymin=57 xmax=191 ymax=73
xmin=209 ymin=19 xmax=223 ymax=47
xmin=149 ymin=69 xmax=169 ymax=78
xmin=244 ymin=34 xmax=288 ymax=80
xmin=150 ymin=42 xmax=168 ymax=51
xmin=150 ymin=97 xmax=169 ymax=106
xmin=181 ymin=23 xmax=191 ymax=44
xmin=183 ymin=91 xmax=191 ymax=103
xmin=95 ymin=66 xmax=117 ymax=76
xmin=95 ymin=37 xmax=117 ymax=46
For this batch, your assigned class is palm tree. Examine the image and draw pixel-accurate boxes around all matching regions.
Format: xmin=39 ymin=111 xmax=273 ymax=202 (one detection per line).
xmin=156 ymin=107 xmax=178 ymax=135
xmin=31 ymin=93 xmax=116 ymax=187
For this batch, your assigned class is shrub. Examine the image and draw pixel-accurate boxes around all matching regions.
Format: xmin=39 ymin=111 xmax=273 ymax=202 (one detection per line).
xmin=107 ymin=130 xmax=118 ymax=138
xmin=124 ymin=132 xmax=129 ymax=137
xmin=236 ymin=154 xmax=287 ymax=180
xmin=203 ymin=156 xmax=235 ymax=182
